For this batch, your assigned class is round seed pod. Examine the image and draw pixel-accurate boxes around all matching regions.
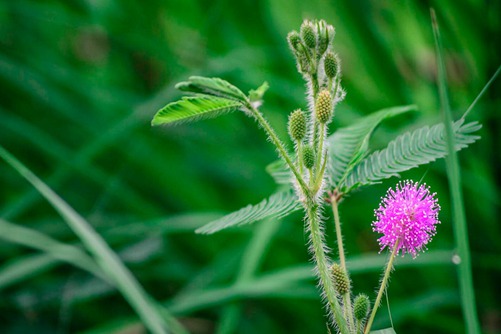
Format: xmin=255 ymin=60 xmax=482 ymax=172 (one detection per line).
xmin=288 ymin=109 xmax=306 ymax=142
xmin=324 ymin=51 xmax=338 ymax=79
xmin=315 ymin=90 xmax=333 ymax=124
xmin=331 ymin=263 xmax=350 ymax=295
xmin=353 ymin=294 xmax=371 ymax=320
xmin=303 ymin=145 xmax=315 ymax=170
xmin=300 ymin=21 xmax=316 ymax=49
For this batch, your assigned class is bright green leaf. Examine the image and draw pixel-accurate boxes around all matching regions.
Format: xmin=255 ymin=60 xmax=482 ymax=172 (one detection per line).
xmin=175 ymin=76 xmax=248 ymax=102
xmin=151 ymin=96 xmax=243 ymax=126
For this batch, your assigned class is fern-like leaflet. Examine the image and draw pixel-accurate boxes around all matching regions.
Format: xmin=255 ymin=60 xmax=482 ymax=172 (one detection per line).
xmin=341 ymin=118 xmax=481 ymax=191
xmin=196 ymin=190 xmax=301 ymax=234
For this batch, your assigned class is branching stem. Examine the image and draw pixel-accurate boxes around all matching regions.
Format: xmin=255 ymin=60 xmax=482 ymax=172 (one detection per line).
xmin=248 ymin=105 xmax=311 ymax=200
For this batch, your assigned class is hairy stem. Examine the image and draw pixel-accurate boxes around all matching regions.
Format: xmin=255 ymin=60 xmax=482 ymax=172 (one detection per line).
xmin=306 ymin=201 xmax=349 ymax=334
xmin=297 ymin=141 xmax=304 ymax=176
xmin=248 ymin=105 xmax=310 ymax=200
xmin=315 ymin=124 xmax=325 ymax=178
xmin=332 ymin=197 xmax=355 ymax=331
xmin=364 ymin=241 xmax=400 ymax=334
xmin=331 ymin=196 xmax=347 ymax=271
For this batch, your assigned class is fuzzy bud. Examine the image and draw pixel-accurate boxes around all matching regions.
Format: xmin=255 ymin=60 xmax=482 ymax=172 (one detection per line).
xmin=331 ymin=263 xmax=350 ymax=295
xmin=353 ymin=294 xmax=371 ymax=320
xmin=315 ymin=90 xmax=333 ymax=124
xmin=303 ymin=145 xmax=315 ymax=169
xmin=287 ymin=31 xmax=302 ymax=52
xmin=317 ymin=20 xmax=334 ymax=56
xmin=300 ymin=21 xmax=316 ymax=49
xmin=288 ymin=109 xmax=306 ymax=142
xmin=324 ymin=51 xmax=338 ymax=79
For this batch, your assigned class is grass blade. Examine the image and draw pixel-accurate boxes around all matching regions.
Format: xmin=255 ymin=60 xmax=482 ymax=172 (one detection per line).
xmin=0 ymin=254 xmax=58 ymax=290
xmin=431 ymin=9 xmax=481 ymax=334
xmin=0 ymin=218 xmax=107 ymax=281
xmin=0 ymin=145 xmax=186 ymax=334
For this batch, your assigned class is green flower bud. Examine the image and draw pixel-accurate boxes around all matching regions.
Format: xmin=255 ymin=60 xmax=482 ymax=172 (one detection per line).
xmin=331 ymin=263 xmax=350 ymax=295
xmin=317 ymin=20 xmax=331 ymax=56
xmin=324 ymin=51 xmax=338 ymax=79
xmin=315 ymin=90 xmax=333 ymax=124
xmin=287 ymin=30 xmax=301 ymax=52
xmin=288 ymin=109 xmax=306 ymax=142
xmin=303 ymin=145 xmax=315 ymax=169
xmin=300 ymin=21 xmax=316 ymax=49
xmin=353 ymin=294 xmax=371 ymax=320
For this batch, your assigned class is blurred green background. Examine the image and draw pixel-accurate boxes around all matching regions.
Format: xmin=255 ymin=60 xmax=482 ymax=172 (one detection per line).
xmin=0 ymin=0 xmax=500 ymax=333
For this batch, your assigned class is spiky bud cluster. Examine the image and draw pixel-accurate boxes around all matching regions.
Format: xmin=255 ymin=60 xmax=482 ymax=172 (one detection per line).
xmin=303 ymin=145 xmax=315 ymax=169
xmin=353 ymin=294 xmax=370 ymax=320
xmin=331 ymin=263 xmax=350 ymax=295
xmin=288 ymin=109 xmax=307 ymax=142
xmin=315 ymin=90 xmax=333 ymax=124
xmin=324 ymin=51 xmax=338 ymax=79
xmin=300 ymin=21 xmax=316 ymax=49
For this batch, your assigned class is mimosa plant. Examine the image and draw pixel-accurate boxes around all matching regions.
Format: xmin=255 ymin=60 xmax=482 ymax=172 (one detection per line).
xmin=151 ymin=19 xmax=481 ymax=333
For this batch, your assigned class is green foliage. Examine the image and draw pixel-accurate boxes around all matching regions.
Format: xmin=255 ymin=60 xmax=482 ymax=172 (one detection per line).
xmin=151 ymin=96 xmax=243 ymax=126
xmin=248 ymin=81 xmax=270 ymax=103
xmin=327 ymin=105 xmax=416 ymax=187
xmin=176 ymin=76 xmax=249 ymax=103
xmin=0 ymin=146 xmax=186 ymax=334
xmin=0 ymin=1 xmax=498 ymax=333
xmin=342 ymin=119 xmax=481 ymax=191
xmin=196 ymin=190 xmax=301 ymax=234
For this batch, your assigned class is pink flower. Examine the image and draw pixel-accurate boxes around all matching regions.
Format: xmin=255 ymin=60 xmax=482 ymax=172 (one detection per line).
xmin=373 ymin=180 xmax=440 ymax=257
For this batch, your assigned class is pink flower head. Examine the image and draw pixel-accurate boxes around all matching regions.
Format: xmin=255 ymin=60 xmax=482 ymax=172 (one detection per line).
xmin=373 ymin=180 xmax=440 ymax=258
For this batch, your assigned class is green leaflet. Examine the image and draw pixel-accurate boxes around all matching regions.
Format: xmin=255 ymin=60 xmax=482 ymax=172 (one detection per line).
xmin=341 ymin=119 xmax=481 ymax=191
xmin=151 ymin=96 xmax=243 ymax=126
xmin=175 ymin=76 xmax=249 ymax=102
xmin=248 ymin=81 xmax=269 ymax=103
xmin=265 ymin=159 xmax=291 ymax=185
xmin=327 ymin=105 xmax=416 ymax=187
xmin=196 ymin=190 xmax=301 ymax=234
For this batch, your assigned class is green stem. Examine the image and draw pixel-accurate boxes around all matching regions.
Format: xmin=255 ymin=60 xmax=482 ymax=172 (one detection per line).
xmin=315 ymin=124 xmax=325 ymax=179
xmin=331 ymin=197 xmax=355 ymax=331
xmin=343 ymin=293 xmax=355 ymax=332
xmin=297 ymin=142 xmax=304 ymax=176
xmin=248 ymin=105 xmax=310 ymax=200
xmin=306 ymin=202 xmax=349 ymax=334
xmin=364 ymin=241 xmax=400 ymax=334
xmin=331 ymin=196 xmax=346 ymax=271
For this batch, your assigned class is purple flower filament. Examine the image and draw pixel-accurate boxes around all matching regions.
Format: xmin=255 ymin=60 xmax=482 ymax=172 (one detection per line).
xmin=373 ymin=180 xmax=441 ymax=258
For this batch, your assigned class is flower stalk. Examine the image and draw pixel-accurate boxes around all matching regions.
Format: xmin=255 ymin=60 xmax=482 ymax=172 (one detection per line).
xmin=364 ymin=240 xmax=400 ymax=334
